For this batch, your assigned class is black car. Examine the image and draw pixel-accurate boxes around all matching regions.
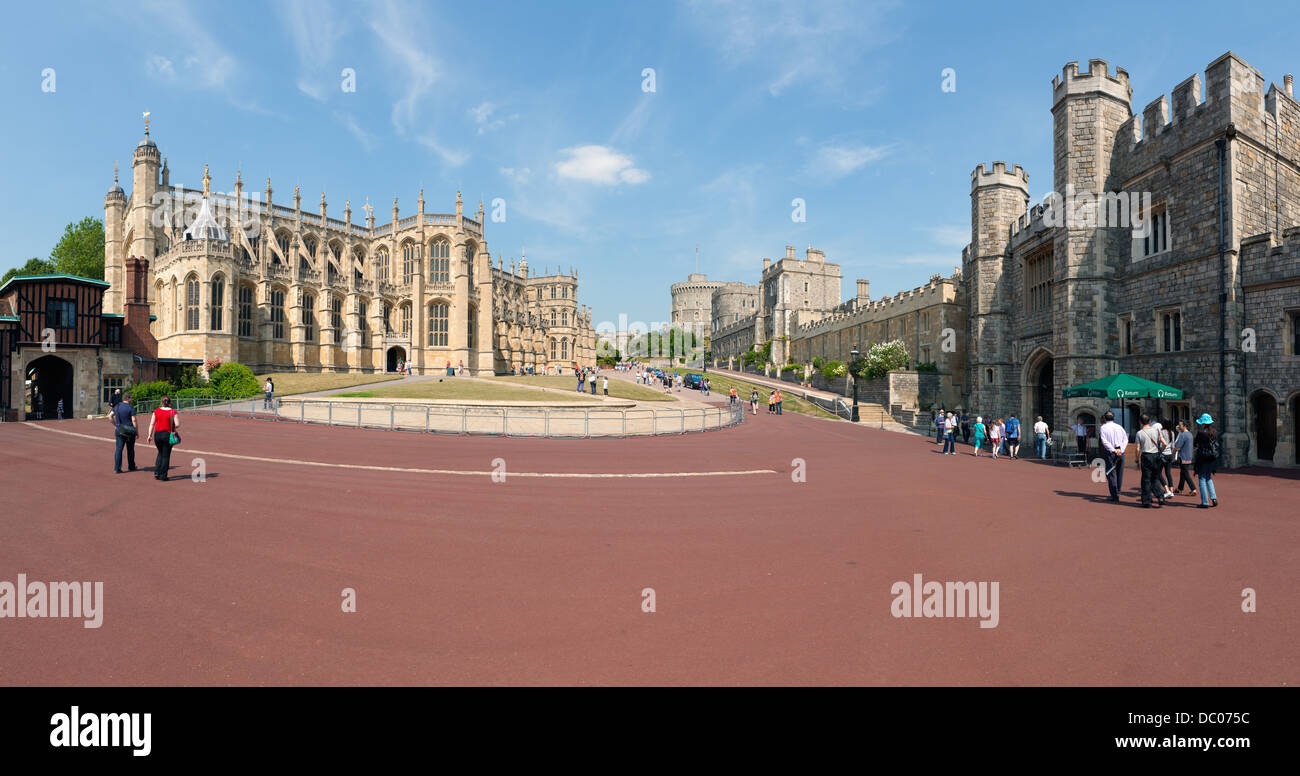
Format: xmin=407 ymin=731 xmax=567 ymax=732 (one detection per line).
xmin=683 ymin=373 xmax=704 ymax=389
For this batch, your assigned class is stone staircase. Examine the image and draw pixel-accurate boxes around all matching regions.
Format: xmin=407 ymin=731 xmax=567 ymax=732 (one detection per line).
xmin=852 ymin=401 xmax=918 ymax=433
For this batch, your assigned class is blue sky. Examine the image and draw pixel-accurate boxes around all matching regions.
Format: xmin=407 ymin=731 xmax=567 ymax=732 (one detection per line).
xmin=1 ymin=0 xmax=1296 ymax=329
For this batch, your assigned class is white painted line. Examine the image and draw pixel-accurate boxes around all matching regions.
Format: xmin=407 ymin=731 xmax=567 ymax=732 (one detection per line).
xmin=23 ymin=423 xmax=777 ymax=479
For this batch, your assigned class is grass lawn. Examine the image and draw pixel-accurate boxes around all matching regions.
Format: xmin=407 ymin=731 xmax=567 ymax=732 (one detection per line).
xmin=668 ymin=368 xmax=839 ymax=420
xmin=331 ymin=378 xmax=599 ymax=402
xmin=256 ymin=372 xmax=402 ymax=396
xmin=491 ymin=374 xmax=678 ymax=402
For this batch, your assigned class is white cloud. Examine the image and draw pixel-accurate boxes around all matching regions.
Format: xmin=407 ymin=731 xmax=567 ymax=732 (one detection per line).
xmin=136 ymin=1 xmax=263 ymax=112
xmin=277 ymin=0 xmax=344 ymax=101
xmin=500 ymin=167 xmax=532 ymax=185
xmin=555 ymin=146 xmax=650 ymax=185
xmin=924 ymin=225 xmax=970 ymax=249
xmin=146 ymin=56 xmax=176 ymax=82
xmin=335 ymin=112 xmax=375 ymax=151
xmin=806 ymin=143 xmax=892 ymax=179
xmin=469 ymin=102 xmax=514 ymax=135
xmin=685 ymin=0 xmax=901 ymax=103
xmin=419 ymin=134 xmax=469 ymax=167
xmin=368 ymin=1 xmax=440 ymax=134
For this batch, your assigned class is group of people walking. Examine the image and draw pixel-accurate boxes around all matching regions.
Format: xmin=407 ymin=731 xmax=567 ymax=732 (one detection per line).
xmin=108 ymin=392 xmax=182 ymax=481
xmin=934 ymin=406 xmax=1223 ymax=508
xmin=937 ymin=410 xmax=1050 ymax=460
xmin=1126 ymin=413 xmax=1220 ymax=508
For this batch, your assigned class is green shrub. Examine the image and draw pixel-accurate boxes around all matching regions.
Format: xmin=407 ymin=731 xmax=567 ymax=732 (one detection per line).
xmin=174 ymin=386 xmax=219 ymax=399
xmin=812 ymin=357 xmax=825 ymax=369
xmin=209 ymin=362 xmax=261 ymax=398
xmin=173 ymin=365 xmax=205 ymax=389
xmin=856 ymin=340 xmax=911 ymax=380
xmin=780 ymin=363 xmax=800 ymax=373
xmin=820 ymin=361 xmax=846 ymax=381
xmin=915 ymin=361 xmax=939 ymax=372
xmin=127 ymin=380 xmax=173 ymax=403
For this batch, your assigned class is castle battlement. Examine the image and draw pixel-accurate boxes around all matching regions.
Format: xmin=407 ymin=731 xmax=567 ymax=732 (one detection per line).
xmin=1052 ymin=58 xmax=1132 ymax=108
xmin=1009 ymin=201 xmax=1054 ymax=246
xmin=971 ymin=161 xmax=1029 ymax=193
xmin=795 ymin=272 xmax=961 ymax=335
xmin=1119 ymin=52 xmax=1277 ymax=148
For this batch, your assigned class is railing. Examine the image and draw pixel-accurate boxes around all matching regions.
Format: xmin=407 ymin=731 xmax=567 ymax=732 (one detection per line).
xmin=134 ymin=397 xmax=746 ymax=438
xmin=398 ymin=215 xmax=418 ymax=229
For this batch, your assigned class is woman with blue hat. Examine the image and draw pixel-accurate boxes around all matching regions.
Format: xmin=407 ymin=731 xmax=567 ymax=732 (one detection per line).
xmin=1192 ymin=413 xmax=1219 ymax=508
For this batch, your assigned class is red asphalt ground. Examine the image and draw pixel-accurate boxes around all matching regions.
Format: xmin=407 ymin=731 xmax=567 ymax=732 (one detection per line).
xmin=1 ymin=407 xmax=1296 ymax=686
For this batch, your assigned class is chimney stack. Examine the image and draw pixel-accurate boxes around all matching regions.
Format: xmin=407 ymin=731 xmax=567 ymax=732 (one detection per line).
xmin=1286 ymin=73 xmax=1294 ymax=96
xmin=856 ymin=279 xmax=870 ymax=300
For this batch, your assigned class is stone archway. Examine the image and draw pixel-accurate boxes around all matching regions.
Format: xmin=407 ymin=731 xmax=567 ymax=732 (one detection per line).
xmin=26 ymin=354 xmax=74 ymax=420
xmin=1249 ymin=390 xmax=1278 ymax=463
xmin=1291 ymin=394 xmax=1300 ymax=465
xmin=386 ymin=346 xmax=406 ymax=374
xmin=1022 ymin=347 xmax=1054 ymax=428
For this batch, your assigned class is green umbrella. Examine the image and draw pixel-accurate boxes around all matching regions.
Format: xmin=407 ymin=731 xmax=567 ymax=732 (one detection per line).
xmin=1062 ymin=373 xmax=1183 ymax=437
xmin=1061 ymin=373 xmax=1183 ymax=400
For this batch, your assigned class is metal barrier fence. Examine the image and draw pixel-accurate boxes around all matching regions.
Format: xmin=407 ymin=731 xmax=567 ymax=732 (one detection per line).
xmin=132 ymin=397 xmax=745 ymax=438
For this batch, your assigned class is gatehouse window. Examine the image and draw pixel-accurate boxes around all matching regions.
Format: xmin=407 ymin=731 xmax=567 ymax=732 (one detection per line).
xmin=46 ymin=298 xmax=76 ymax=329
xmin=468 ymin=311 xmax=476 ymax=349
xmin=1286 ymin=309 xmax=1300 ymax=356
xmin=1139 ymin=203 xmax=1170 ymax=257
xmin=400 ymin=303 xmax=411 ymax=336
xmin=330 ymin=296 xmax=343 ymax=343
xmin=428 ymin=302 xmax=448 ymax=346
xmin=1025 ymin=249 xmax=1052 ymax=312
xmin=210 ymin=278 xmax=225 ymax=331
xmin=358 ymin=301 xmax=369 ymax=347
xmin=1159 ymin=308 xmax=1183 ymax=352
xmin=1119 ymin=314 xmax=1134 ymax=355
xmin=377 ymin=248 xmax=390 ymax=281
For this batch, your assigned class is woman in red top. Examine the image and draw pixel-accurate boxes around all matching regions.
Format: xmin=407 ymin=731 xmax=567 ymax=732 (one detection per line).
xmin=146 ymin=396 xmax=181 ymax=481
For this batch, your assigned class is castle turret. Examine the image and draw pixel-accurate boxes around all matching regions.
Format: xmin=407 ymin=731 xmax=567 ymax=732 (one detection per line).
xmin=128 ymin=115 xmax=161 ymax=283
xmin=1051 ymin=59 xmax=1134 ymax=413
xmin=104 ymin=165 xmax=128 ymax=313
xmin=967 ymin=161 xmax=1029 ymax=413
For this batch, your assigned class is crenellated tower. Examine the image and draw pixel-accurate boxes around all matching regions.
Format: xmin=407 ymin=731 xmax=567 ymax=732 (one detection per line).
xmin=966 ymin=161 xmax=1029 ymax=413
xmin=1050 ymin=59 xmax=1134 ymax=400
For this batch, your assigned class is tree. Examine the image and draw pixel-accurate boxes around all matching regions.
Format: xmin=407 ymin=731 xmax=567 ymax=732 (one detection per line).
xmin=1 ymin=257 xmax=56 ymax=285
xmin=857 ymin=340 xmax=910 ymax=380
xmin=49 ymin=217 xmax=106 ymax=280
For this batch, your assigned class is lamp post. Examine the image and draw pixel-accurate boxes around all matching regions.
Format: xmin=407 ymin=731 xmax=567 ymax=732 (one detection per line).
xmin=850 ymin=344 xmax=860 ymax=423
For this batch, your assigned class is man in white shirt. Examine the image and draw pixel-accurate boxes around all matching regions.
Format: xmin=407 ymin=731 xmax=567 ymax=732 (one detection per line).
xmin=1097 ymin=411 xmax=1128 ymax=503
xmin=1135 ymin=415 xmax=1166 ymax=508
xmin=1033 ymin=416 xmax=1050 ymax=459
xmin=1073 ymin=417 xmax=1088 ymax=457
